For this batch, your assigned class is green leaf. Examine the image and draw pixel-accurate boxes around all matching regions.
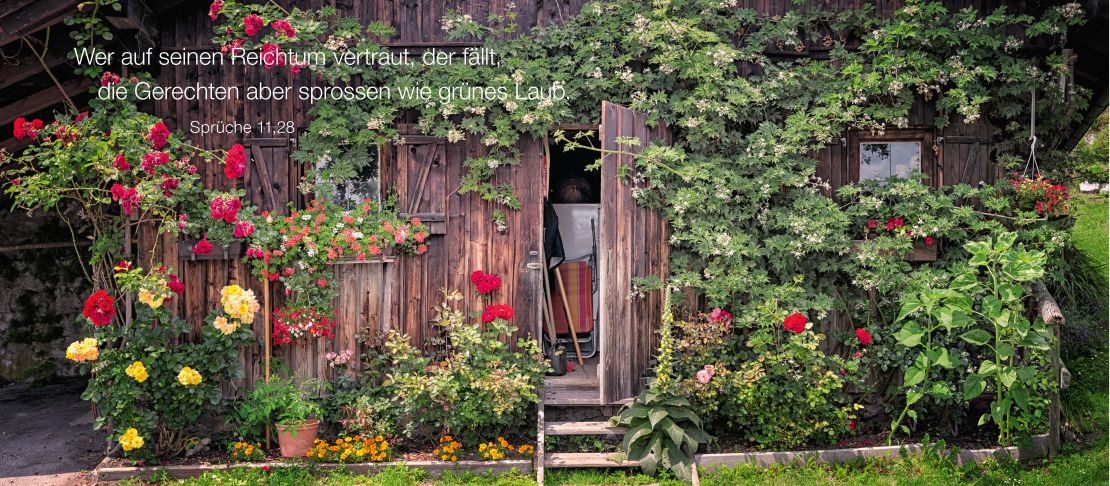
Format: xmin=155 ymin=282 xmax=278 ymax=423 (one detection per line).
xmin=997 ymin=343 xmax=1014 ymax=360
xmin=998 ymin=283 xmax=1023 ymax=303
xmin=621 ymin=421 xmax=653 ymax=451
xmin=906 ymin=390 xmax=924 ymax=406
xmin=648 ymin=408 xmax=669 ymax=429
xmin=904 ymin=365 xmax=926 ymax=388
xmin=994 ymin=232 xmax=1018 ymax=252
xmin=895 ymin=322 xmax=925 ymax=348
xmin=1012 ymin=386 xmax=1030 ymax=410
xmin=999 ymin=368 xmax=1017 ymax=388
xmin=964 ymin=240 xmax=991 ymax=265
xmin=978 ymin=361 xmax=998 ymax=375
xmin=978 ymin=413 xmax=990 ymax=426
xmin=960 ymin=329 xmax=993 ymax=346
xmin=964 ymin=374 xmax=986 ymax=400
xmin=930 ymin=382 xmax=951 ymax=398
xmin=896 ymin=296 xmax=923 ymax=322
xmin=934 ymin=347 xmax=956 ymax=369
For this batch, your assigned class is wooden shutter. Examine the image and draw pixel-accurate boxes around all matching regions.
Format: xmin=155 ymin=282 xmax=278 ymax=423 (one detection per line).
xmin=598 ymin=101 xmax=671 ymax=404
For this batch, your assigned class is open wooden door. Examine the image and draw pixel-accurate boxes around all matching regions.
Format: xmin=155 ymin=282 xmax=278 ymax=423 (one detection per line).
xmin=598 ymin=102 xmax=671 ymax=404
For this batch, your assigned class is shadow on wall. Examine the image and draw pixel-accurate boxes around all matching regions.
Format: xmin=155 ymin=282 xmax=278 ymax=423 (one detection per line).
xmin=0 ymin=197 xmax=91 ymax=384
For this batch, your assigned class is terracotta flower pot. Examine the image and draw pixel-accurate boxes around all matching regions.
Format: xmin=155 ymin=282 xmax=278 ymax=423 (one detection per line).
xmin=276 ymin=418 xmax=320 ymax=458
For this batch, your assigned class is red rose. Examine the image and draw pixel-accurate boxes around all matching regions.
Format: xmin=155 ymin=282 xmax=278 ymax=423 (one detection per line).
xmin=855 ymin=328 xmax=872 ymax=346
xmin=208 ymin=0 xmax=223 ymax=20
xmin=82 ymin=290 xmax=116 ymax=326
xmin=224 ymin=144 xmax=246 ymax=179
xmin=924 ymin=236 xmax=934 ymax=246
xmin=481 ymin=307 xmax=497 ymax=323
xmin=147 ymin=121 xmax=170 ymax=150
xmin=141 ymin=151 xmax=169 ymax=173
xmin=495 ymin=304 xmax=514 ymax=320
xmin=470 ymin=270 xmax=485 ymax=285
xmin=243 ymin=14 xmax=265 ymax=36
xmin=100 ymin=71 xmax=120 ymax=87
xmin=12 ymin=117 xmax=25 ymax=140
xmin=476 ymin=274 xmax=501 ymax=294
xmin=193 ymin=237 xmax=214 ymax=255
xmin=783 ymin=312 xmax=807 ymax=334
xmin=113 ymin=153 xmax=130 ymax=171
xmin=261 ymin=43 xmax=284 ymax=69
xmin=270 ymin=19 xmax=296 ymax=38
xmin=317 ymin=278 xmax=328 ymax=287
xmin=233 ymin=220 xmax=254 ymax=238
xmin=168 ymin=274 xmax=185 ymax=295
xmin=867 ymin=219 xmax=877 ymax=229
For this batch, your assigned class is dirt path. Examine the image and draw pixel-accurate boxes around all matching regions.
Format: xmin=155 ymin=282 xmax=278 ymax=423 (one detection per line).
xmin=0 ymin=380 xmax=104 ymax=485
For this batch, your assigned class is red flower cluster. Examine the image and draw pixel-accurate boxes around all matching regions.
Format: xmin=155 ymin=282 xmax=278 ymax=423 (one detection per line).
xmin=221 ymin=38 xmax=246 ymax=55
xmin=12 ymin=117 xmax=44 ymax=140
xmin=261 ymin=43 xmax=285 ymax=69
xmin=783 ymin=312 xmax=807 ymax=334
xmin=234 ymin=220 xmax=255 ymax=238
xmin=114 ymin=260 xmax=132 ymax=273
xmin=110 ymin=183 xmax=142 ymax=215
xmin=224 ymin=144 xmax=246 ymax=179
xmin=272 ymin=306 xmax=336 ymax=345
xmin=147 ymin=121 xmax=170 ymax=150
xmin=100 ymin=71 xmax=121 ymax=87
xmin=243 ymin=14 xmax=265 ymax=36
xmin=82 ymin=290 xmax=116 ymax=326
xmin=1009 ymin=173 xmax=1070 ymax=216
xmin=209 ymin=196 xmax=242 ymax=223
xmin=113 ymin=153 xmax=130 ymax=171
xmin=141 ymin=151 xmax=169 ymax=173
xmin=481 ymin=304 xmax=515 ymax=323
xmin=270 ymin=19 xmax=296 ymax=38
xmin=470 ymin=270 xmax=502 ymax=295
xmin=855 ymin=328 xmax=872 ymax=346
xmin=208 ymin=0 xmax=222 ymax=20
xmin=708 ymin=308 xmax=733 ymax=323
xmin=168 ymin=274 xmax=185 ymax=294
xmin=884 ymin=217 xmax=904 ymax=231
xmin=193 ymin=236 xmax=215 ymax=255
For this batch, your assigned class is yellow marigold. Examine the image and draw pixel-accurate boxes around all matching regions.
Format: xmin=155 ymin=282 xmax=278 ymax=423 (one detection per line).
xmin=65 ymin=338 xmax=99 ymax=362
xmin=177 ymin=366 xmax=202 ymax=386
xmin=119 ymin=428 xmax=144 ymax=451
xmin=125 ymin=361 xmax=148 ymax=383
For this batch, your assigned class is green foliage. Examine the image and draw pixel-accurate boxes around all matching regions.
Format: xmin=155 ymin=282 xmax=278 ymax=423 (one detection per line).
xmin=80 ymin=269 xmax=255 ymax=458
xmin=1071 ymin=110 xmax=1108 ymax=183
xmin=383 ymin=319 xmax=546 ymax=442
xmin=234 ymin=377 xmax=323 ymax=439
xmin=610 ymin=389 xmax=710 ymax=483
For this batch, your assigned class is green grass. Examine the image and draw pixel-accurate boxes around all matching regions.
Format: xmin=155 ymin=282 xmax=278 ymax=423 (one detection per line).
xmin=122 ymin=465 xmax=537 ymax=486
xmin=1071 ymin=192 xmax=1109 ymax=282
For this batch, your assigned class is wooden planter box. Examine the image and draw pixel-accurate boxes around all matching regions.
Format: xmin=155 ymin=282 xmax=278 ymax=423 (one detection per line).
xmin=178 ymin=240 xmax=243 ymax=261
xmin=851 ymin=239 xmax=937 ymax=262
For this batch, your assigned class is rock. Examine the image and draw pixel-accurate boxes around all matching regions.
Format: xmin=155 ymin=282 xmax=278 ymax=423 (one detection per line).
xmin=1079 ymin=182 xmax=1100 ymax=193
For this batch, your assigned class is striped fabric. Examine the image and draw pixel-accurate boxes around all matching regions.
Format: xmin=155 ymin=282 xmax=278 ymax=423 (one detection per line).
xmin=552 ymin=261 xmax=594 ymax=335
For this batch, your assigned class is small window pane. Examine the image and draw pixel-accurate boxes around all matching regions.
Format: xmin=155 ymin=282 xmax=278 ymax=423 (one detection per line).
xmin=860 ymin=142 xmax=920 ymax=181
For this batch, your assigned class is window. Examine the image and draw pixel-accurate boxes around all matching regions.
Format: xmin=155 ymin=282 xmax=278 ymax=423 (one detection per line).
xmin=316 ymin=145 xmax=380 ymax=207
xmin=859 ymin=141 xmax=921 ymax=181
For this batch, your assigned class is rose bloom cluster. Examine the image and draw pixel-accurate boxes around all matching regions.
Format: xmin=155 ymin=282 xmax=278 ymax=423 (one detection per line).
xmin=119 ymin=428 xmax=145 ymax=452
xmin=220 ymin=284 xmax=260 ymax=324
xmin=177 ymin=366 xmax=203 ymax=386
xmin=126 ymin=361 xmax=149 ymax=383
xmin=66 ymin=338 xmax=99 ymax=363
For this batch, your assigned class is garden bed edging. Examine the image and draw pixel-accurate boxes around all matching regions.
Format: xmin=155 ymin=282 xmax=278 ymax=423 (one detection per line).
xmin=92 ymin=457 xmax=532 ymax=482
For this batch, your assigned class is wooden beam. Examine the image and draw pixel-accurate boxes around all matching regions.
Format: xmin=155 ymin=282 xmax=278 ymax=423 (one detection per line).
xmin=0 ymin=0 xmax=83 ymax=48
xmin=0 ymin=76 xmax=91 ymax=128
xmin=0 ymin=47 xmax=68 ymax=91
xmin=103 ymin=0 xmax=158 ymax=51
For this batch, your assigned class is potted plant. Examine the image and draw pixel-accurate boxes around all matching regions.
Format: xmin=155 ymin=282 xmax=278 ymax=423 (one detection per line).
xmin=236 ymin=377 xmax=323 ymax=457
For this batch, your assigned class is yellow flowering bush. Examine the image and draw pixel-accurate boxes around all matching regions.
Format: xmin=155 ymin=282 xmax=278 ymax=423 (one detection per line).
xmin=229 ymin=441 xmax=265 ymax=462
xmin=212 ymin=316 xmax=238 ymax=335
xmin=220 ymin=285 xmax=260 ymax=324
xmin=305 ymin=435 xmax=391 ymax=463
xmin=119 ymin=428 xmax=145 ymax=451
xmin=433 ymin=435 xmax=462 ymax=462
xmin=137 ymin=278 xmax=170 ymax=309
xmin=65 ymin=338 xmax=99 ymax=362
xmin=517 ymin=444 xmax=535 ymax=457
xmin=125 ymin=361 xmax=148 ymax=383
xmin=177 ymin=367 xmax=202 ymax=386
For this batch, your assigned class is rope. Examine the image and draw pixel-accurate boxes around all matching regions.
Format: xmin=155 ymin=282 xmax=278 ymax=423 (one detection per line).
xmin=1022 ymin=89 xmax=1040 ymax=177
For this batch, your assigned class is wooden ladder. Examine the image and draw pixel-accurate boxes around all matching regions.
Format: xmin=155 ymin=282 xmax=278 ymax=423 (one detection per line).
xmin=541 ymin=420 xmax=638 ymax=470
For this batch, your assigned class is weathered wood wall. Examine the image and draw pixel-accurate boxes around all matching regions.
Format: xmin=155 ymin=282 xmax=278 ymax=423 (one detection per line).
xmin=136 ymin=0 xmax=1027 ymax=392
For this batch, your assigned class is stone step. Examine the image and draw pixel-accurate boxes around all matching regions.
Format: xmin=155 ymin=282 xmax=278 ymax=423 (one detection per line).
xmin=545 ymin=421 xmax=624 ymax=437
xmin=544 ymin=452 xmax=639 ymax=468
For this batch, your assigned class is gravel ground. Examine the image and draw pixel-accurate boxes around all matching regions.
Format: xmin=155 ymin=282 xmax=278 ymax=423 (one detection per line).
xmin=0 ymin=379 xmax=104 ymax=485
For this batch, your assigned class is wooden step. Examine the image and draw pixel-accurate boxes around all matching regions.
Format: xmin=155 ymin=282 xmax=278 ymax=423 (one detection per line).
xmin=545 ymin=421 xmax=624 ymax=437
xmin=545 ymin=452 xmax=639 ymax=468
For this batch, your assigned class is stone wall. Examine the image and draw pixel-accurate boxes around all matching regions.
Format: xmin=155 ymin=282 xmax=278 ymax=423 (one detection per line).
xmin=0 ymin=199 xmax=90 ymax=383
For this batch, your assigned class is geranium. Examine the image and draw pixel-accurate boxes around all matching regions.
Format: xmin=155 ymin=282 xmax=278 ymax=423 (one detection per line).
xmin=209 ymin=196 xmax=242 ymax=223
xmin=177 ymin=367 xmax=202 ymax=386
xmin=147 ymin=121 xmax=170 ymax=149
xmin=119 ymin=428 xmax=144 ymax=451
xmin=113 ymin=153 xmax=130 ymax=171
xmin=783 ymin=312 xmax=807 ymax=334
xmin=13 ymin=117 xmax=44 ymax=140
xmin=272 ymin=306 xmax=336 ymax=345
xmin=208 ymin=0 xmax=223 ymax=20
xmin=270 ymin=19 xmax=296 ymax=38
xmin=82 ymin=290 xmax=116 ymax=326
xmin=855 ymin=328 xmax=872 ymax=346
xmin=126 ymin=361 xmax=148 ymax=383
xmin=243 ymin=14 xmax=265 ymax=36
xmin=224 ymin=144 xmax=246 ymax=179
xmin=220 ymin=285 xmax=260 ymax=324
xmin=65 ymin=338 xmax=99 ymax=362
xmin=234 ymin=220 xmax=255 ymax=238
xmin=99 ymin=71 xmax=120 ymax=86
xmin=470 ymin=270 xmax=502 ymax=294
xmin=193 ymin=237 xmax=214 ymax=255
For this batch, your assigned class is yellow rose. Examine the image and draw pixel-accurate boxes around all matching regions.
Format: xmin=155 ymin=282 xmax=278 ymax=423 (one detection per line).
xmin=213 ymin=316 xmax=238 ymax=335
xmin=125 ymin=361 xmax=148 ymax=383
xmin=65 ymin=338 xmax=99 ymax=362
xmin=120 ymin=428 xmax=144 ymax=451
xmin=177 ymin=366 xmax=202 ymax=386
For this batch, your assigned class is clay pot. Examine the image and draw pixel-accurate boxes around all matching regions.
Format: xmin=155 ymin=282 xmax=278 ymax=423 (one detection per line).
xmin=276 ymin=418 xmax=320 ymax=458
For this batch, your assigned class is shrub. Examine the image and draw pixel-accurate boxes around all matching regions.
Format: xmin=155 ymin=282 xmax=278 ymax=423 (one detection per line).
xmin=235 ymin=377 xmax=324 ymax=439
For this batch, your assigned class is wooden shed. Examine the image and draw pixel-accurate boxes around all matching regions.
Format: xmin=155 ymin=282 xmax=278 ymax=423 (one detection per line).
xmin=0 ymin=0 xmax=1105 ymax=406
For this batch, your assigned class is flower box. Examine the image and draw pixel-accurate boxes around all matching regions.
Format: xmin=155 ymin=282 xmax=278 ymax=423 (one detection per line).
xmin=178 ymin=239 xmax=242 ymax=261
xmin=851 ymin=239 xmax=937 ymax=262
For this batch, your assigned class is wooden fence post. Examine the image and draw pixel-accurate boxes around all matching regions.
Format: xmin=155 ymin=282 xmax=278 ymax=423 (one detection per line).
xmin=1034 ymin=282 xmax=1065 ymax=460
